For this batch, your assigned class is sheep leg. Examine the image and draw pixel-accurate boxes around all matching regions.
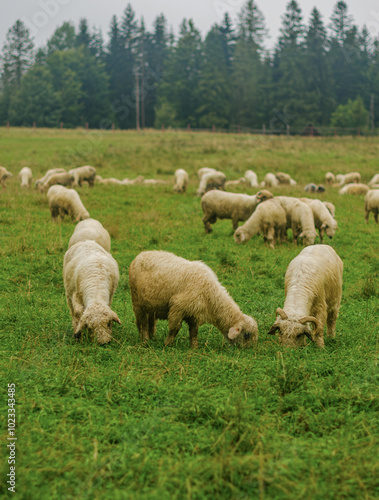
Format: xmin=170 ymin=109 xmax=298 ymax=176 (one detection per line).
xmin=165 ymin=306 xmax=183 ymax=346
xmin=202 ymin=213 xmax=215 ymax=233
xmin=326 ymin=308 xmax=339 ymax=339
xmin=365 ymin=208 xmax=370 ymax=223
xmin=148 ymin=314 xmax=157 ymax=339
xmin=134 ymin=306 xmax=150 ymax=342
xmin=266 ymin=226 xmax=275 ymax=249
xmin=319 ymin=228 xmax=324 ymax=243
xmin=231 ymin=215 xmax=239 ymax=231
xmin=374 ymin=210 xmax=378 ymax=224
xmin=186 ymin=318 xmax=199 ymax=349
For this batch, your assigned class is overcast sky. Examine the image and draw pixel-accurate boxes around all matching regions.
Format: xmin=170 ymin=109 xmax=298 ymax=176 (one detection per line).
xmin=1 ymin=0 xmax=379 ymax=51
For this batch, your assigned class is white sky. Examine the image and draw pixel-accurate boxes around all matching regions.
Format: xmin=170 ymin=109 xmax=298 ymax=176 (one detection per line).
xmin=1 ymin=0 xmax=379 ymax=51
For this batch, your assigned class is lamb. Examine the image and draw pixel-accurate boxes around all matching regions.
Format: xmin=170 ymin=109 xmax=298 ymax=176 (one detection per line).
xmin=129 ymin=250 xmax=258 ymax=348
xmin=201 ymin=189 xmax=274 ymax=233
xmin=339 ymin=183 xmax=369 ymax=195
xmin=234 ymin=198 xmax=287 ymax=249
xmin=63 ymin=240 xmax=121 ymax=344
xmin=18 ymin=167 xmax=33 ymax=188
xmin=244 ymin=170 xmax=259 ymax=187
xmin=47 ymin=185 xmax=90 ymax=222
xmin=68 ymin=165 xmax=96 ymax=187
xmin=173 ymin=169 xmax=189 ymax=193
xmin=198 ymin=167 xmax=217 ymax=180
xmin=323 ymin=202 xmax=336 ymax=218
xmin=275 ymin=196 xmax=317 ymax=245
xmin=364 ymin=189 xmax=379 ymax=223
xmin=39 ymin=172 xmax=75 ymax=193
xmin=196 ymin=171 xmax=226 ymax=197
xmin=0 ymin=166 xmax=13 ymax=187
xmin=325 ymin=172 xmax=335 ymax=185
xmin=267 ymin=245 xmax=343 ymax=348
xmin=261 ymin=173 xmax=279 ymax=188
xmin=337 ymin=172 xmax=361 ymax=186
xmin=299 ymin=198 xmax=338 ymax=242
xmin=68 ymin=218 xmax=111 ymax=252
xmin=35 ymin=168 xmax=66 ymax=189
xmin=368 ymin=174 xmax=379 ymax=186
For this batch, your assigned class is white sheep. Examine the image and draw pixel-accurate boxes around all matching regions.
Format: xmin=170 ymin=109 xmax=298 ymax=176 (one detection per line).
xmin=224 ymin=178 xmax=246 ymax=188
xmin=275 ymin=172 xmax=292 ymax=185
xmin=364 ymin=189 xmax=379 ymax=223
xmin=244 ymin=170 xmax=259 ymax=187
xmin=0 ymin=166 xmax=13 ymax=187
xmin=261 ymin=172 xmax=279 ymax=188
xmin=198 ymin=167 xmax=217 ymax=180
xmin=47 ymin=185 xmax=90 ymax=222
xmin=339 ymin=183 xmax=369 ymax=195
xmin=18 ymin=167 xmax=33 ymax=188
xmin=276 ymin=196 xmax=317 ymax=245
xmin=143 ymin=179 xmax=167 ymax=185
xmin=300 ymin=198 xmax=338 ymax=242
xmin=325 ymin=172 xmax=335 ymax=185
xmin=201 ymin=189 xmax=274 ymax=233
xmin=129 ymin=250 xmax=258 ymax=348
xmin=196 ymin=171 xmax=226 ymax=197
xmin=337 ymin=172 xmax=361 ymax=186
xmin=267 ymin=245 xmax=343 ymax=348
xmin=63 ymin=240 xmax=121 ymax=344
xmin=368 ymin=174 xmax=379 ymax=186
xmin=173 ymin=169 xmax=189 ymax=193
xmin=323 ymin=202 xmax=336 ymax=218
xmin=234 ymin=198 xmax=287 ymax=249
xmin=122 ymin=175 xmax=144 ymax=185
xmin=68 ymin=165 xmax=96 ymax=187
xmin=68 ymin=218 xmax=111 ymax=252
xmin=96 ymin=176 xmax=127 ymax=185
xmin=39 ymin=172 xmax=75 ymax=193
xmin=35 ymin=168 xmax=66 ymax=189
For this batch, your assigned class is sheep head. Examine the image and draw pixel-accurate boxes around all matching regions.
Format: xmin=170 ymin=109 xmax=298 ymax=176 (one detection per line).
xmin=227 ymin=315 xmax=258 ymax=347
xmin=256 ymin=190 xmax=274 ymax=203
xmin=234 ymin=227 xmax=248 ymax=245
xmin=75 ymin=305 xmax=121 ymax=344
xmin=321 ymin=220 xmax=338 ymax=239
xmin=267 ymin=308 xmax=319 ymax=348
xmin=299 ymin=230 xmax=317 ymax=246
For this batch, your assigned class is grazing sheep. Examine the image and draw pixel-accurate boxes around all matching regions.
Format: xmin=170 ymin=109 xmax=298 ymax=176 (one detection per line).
xmin=47 ymin=185 xmax=90 ymax=222
xmin=244 ymin=170 xmax=259 ymax=187
xmin=63 ymin=240 xmax=121 ymax=344
xmin=325 ymin=172 xmax=335 ymax=185
xmin=39 ymin=172 xmax=75 ymax=193
xmin=337 ymin=172 xmax=361 ymax=186
xmin=225 ymin=178 xmax=246 ymax=188
xmin=198 ymin=167 xmax=217 ymax=180
xmin=35 ymin=168 xmax=66 ymax=189
xmin=196 ymin=171 xmax=226 ymax=197
xmin=267 ymin=245 xmax=343 ymax=348
xmin=96 ymin=176 xmax=128 ymax=185
xmin=0 ymin=166 xmax=13 ymax=187
xmin=299 ymin=198 xmax=338 ymax=242
xmin=68 ymin=218 xmax=111 ymax=252
xmin=18 ymin=167 xmax=33 ymax=188
xmin=339 ymin=183 xmax=369 ymax=195
xmin=262 ymin=173 xmax=279 ymax=188
xmin=68 ymin=165 xmax=96 ymax=187
xmin=368 ymin=174 xmax=379 ymax=186
xmin=323 ymin=202 xmax=336 ymax=218
xmin=289 ymin=178 xmax=297 ymax=186
xmin=304 ymin=183 xmax=317 ymax=193
xmin=276 ymin=172 xmax=291 ymax=184
xmin=234 ymin=198 xmax=287 ymax=249
xmin=276 ymin=196 xmax=317 ymax=245
xmin=129 ymin=250 xmax=258 ymax=348
xmin=370 ymin=184 xmax=379 ymax=189
xmin=143 ymin=179 xmax=167 ymax=185
xmin=174 ymin=169 xmax=189 ymax=193
xmin=123 ymin=175 xmax=144 ymax=185
xmin=364 ymin=189 xmax=379 ymax=223
xmin=201 ymin=189 xmax=274 ymax=233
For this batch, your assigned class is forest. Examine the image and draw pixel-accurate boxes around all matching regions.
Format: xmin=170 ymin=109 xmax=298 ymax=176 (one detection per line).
xmin=0 ymin=1 xmax=377 ymax=132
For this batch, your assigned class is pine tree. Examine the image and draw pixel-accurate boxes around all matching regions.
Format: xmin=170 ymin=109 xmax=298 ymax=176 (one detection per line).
xmin=47 ymin=22 xmax=76 ymax=54
xmin=219 ymin=12 xmax=235 ymax=68
xmin=237 ymin=0 xmax=267 ymax=46
xmin=76 ymin=19 xmax=91 ymax=48
xmin=0 ymin=20 xmax=34 ymax=87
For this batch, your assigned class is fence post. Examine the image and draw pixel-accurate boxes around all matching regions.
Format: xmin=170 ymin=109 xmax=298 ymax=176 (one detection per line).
xmin=60 ymin=122 xmax=63 ymax=130
xmin=187 ymin=123 xmax=191 ymax=132
xmin=357 ymin=127 xmax=360 ymax=137
xmin=112 ymin=122 xmax=115 ymax=132
xmin=334 ymin=128 xmax=337 ymax=137
xmin=310 ymin=125 xmax=314 ymax=137
xmin=286 ymin=124 xmax=290 ymax=136
xmin=33 ymin=121 xmax=36 ymax=129
xmin=161 ymin=124 xmax=165 ymax=132
xmin=262 ymin=124 xmax=266 ymax=135
xmin=212 ymin=124 xmax=216 ymax=133
xmin=237 ymin=125 xmax=240 ymax=134
xmin=86 ymin=122 xmax=89 ymax=131
xmin=6 ymin=121 xmax=9 ymax=129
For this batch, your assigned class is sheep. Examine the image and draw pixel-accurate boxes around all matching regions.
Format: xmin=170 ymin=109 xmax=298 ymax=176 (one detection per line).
xmin=143 ymin=179 xmax=167 ymax=185
xmin=267 ymin=245 xmax=343 ymax=348
xmin=173 ymin=169 xmax=189 ymax=193
xmin=196 ymin=171 xmax=226 ymax=197
xmin=35 ymin=168 xmax=66 ymax=189
xmin=364 ymin=189 xmax=379 ymax=223
xmin=337 ymin=172 xmax=361 ymax=186
xmin=275 ymin=172 xmax=291 ymax=184
xmin=68 ymin=165 xmax=96 ymax=187
xmin=368 ymin=174 xmax=379 ymax=186
xmin=47 ymin=185 xmax=90 ymax=222
xmin=339 ymin=183 xmax=369 ymax=195
xmin=0 ymin=166 xmax=13 ymax=187
xmin=261 ymin=173 xmax=279 ymax=188
xmin=276 ymin=196 xmax=317 ymax=245
xmin=201 ymin=189 xmax=274 ymax=233
xmin=123 ymin=175 xmax=144 ymax=185
xmin=299 ymin=198 xmax=338 ymax=242
xmin=370 ymin=184 xmax=379 ymax=189
xmin=63 ymin=240 xmax=121 ymax=344
xmin=18 ymin=167 xmax=33 ymax=188
xmin=244 ymin=170 xmax=259 ymax=187
xmin=304 ymin=184 xmax=325 ymax=193
xmin=325 ymin=172 xmax=335 ymax=185
xmin=198 ymin=167 xmax=217 ymax=180
xmin=129 ymin=250 xmax=258 ymax=348
xmin=323 ymin=202 xmax=336 ymax=218
xmin=225 ymin=178 xmax=246 ymax=188
xmin=39 ymin=172 xmax=75 ymax=193
xmin=96 ymin=176 xmax=127 ymax=185
xmin=234 ymin=198 xmax=287 ymax=249
xmin=68 ymin=218 xmax=111 ymax=252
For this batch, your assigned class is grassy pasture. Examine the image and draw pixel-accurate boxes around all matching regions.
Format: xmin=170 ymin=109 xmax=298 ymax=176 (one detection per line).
xmin=0 ymin=128 xmax=378 ymax=499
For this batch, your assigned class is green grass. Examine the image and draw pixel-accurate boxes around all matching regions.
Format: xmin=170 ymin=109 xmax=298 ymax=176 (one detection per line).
xmin=0 ymin=128 xmax=378 ymax=499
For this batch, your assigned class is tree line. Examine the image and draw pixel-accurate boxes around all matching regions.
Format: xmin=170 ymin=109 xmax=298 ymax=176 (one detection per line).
xmin=0 ymin=1 xmax=377 ymax=131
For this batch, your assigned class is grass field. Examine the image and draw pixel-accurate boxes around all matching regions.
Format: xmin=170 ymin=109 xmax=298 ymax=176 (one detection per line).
xmin=1 ymin=128 xmax=378 ymax=499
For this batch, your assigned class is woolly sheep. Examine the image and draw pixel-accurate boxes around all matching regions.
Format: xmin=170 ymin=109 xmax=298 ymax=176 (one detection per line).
xmin=276 ymin=172 xmax=291 ymax=184
xmin=244 ymin=170 xmax=259 ymax=187
xmin=370 ymin=184 xmax=379 ymax=189
xmin=201 ymin=189 xmax=274 ymax=233
xmin=0 ymin=166 xmax=13 ymax=187
xmin=18 ymin=167 xmax=33 ymax=188
xmin=96 ymin=176 xmax=128 ymax=185
xmin=68 ymin=218 xmax=111 ymax=252
xmin=337 ymin=172 xmax=361 ymax=186
xmin=40 ymin=172 xmax=75 ymax=193
xmin=63 ymin=240 xmax=121 ymax=344
xmin=325 ymin=172 xmax=335 ymax=185
xmin=364 ymin=189 xmax=379 ymax=223
xmin=304 ymin=184 xmax=325 ymax=193
xmin=225 ymin=178 xmax=246 ymax=188
xmin=339 ymin=183 xmax=369 ymax=195
xmin=368 ymin=174 xmax=379 ymax=186
xmin=47 ymin=185 xmax=90 ymax=222
xmin=234 ymin=198 xmax=287 ymax=249
xmin=173 ymin=169 xmax=189 ymax=193
xmin=68 ymin=165 xmax=96 ymax=187
xmin=323 ymin=202 xmax=336 ymax=218
xmin=261 ymin=173 xmax=279 ymax=188
xmin=129 ymin=250 xmax=258 ymax=348
xmin=35 ymin=168 xmax=66 ymax=188
xmin=143 ymin=179 xmax=167 ymax=185
xmin=276 ymin=196 xmax=317 ymax=246
xmin=123 ymin=175 xmax=144 ymax=185
xmin=196 ymin=171 xmax=226 ymax=197
xmin=198 ymin=167 xmax=216 ymax=180
xmin=299 ymin=198 xmax=338 ymax=242
xmin=267 ymin=245 xmax=343 ymax=348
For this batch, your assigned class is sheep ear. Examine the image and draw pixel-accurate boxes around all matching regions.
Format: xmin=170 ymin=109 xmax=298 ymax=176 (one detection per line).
xmin=228 ymin=327 xmax=241 ymax=339
xmin=112 ymin=313 xmax=122 ymax=325
xmin=267 ymin=324 xmax=280 ymax=335
xmin=321 ymin=222 xmax=327 ymax=229
xmin=74 ymin=318 xmax=85 ymax=336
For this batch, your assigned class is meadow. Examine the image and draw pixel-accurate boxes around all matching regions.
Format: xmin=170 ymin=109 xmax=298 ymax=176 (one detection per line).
xmin=0 ymin=128 xmax=378 ymax=499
